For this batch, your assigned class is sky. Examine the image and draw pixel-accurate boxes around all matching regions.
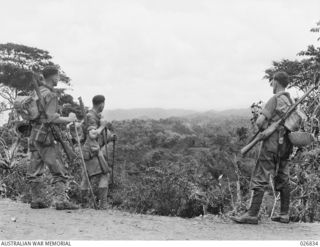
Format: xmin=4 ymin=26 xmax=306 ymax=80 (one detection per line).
xmin=0 ymin=0 xmax=319 ymax=111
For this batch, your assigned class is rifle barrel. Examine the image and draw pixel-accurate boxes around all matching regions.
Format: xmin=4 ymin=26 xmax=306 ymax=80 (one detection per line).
xmin=74 ymin=122 xmax=98 ymax=210
xmin=240 ymin=78 xmax=319 ymax=156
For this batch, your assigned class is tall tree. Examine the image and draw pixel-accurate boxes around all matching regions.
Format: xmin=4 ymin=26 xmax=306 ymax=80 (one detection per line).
xmin=0 ymin=43 xmax=70 ymax=113
xmin=264 ymin=21 xmax=320 ymax=116
xmin=264 ymin=21 xmax=320 ymax=92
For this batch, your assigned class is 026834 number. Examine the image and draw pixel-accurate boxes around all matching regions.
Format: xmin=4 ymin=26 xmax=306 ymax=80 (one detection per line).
xmin=300 ymin=241 xmax=319 ymax=246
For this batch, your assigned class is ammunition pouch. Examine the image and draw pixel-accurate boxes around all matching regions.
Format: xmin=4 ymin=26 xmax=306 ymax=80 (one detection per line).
xmin=30 ymin=123 xmax=54 ymax=146
xmin=82 ymin=149 xmax=90 ymax=161
xmin=82 ymin=145 xmax=110 ymax=174
xmin=97 ymin=150 xmax=110 ymax=174
xmin=278 ymin=126 xmax=293 ymax=159
xmin=82 ymin=145 xmax=94 ymax=160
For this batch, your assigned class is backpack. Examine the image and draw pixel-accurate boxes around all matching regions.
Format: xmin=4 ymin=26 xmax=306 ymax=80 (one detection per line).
xmin=273 ymin=92 xmax=303 ymax=132
xmin=13 ymin=95 xmax=40 ymax=121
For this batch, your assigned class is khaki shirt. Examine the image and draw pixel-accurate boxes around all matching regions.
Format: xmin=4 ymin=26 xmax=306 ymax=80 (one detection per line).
xmin=82 ymin=109 xmax=111 ymax=176
xmin=35 ymin=86 xmax=60 ymax=123
xmin=260 ymin=91 xmax=293 ymax=155
xmin=29 ymin=86 xmax=60 ymax=145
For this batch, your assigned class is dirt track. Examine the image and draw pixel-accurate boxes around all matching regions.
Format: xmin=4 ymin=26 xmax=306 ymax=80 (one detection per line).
xmin=0 ymin=199 xmax=319 ymax=240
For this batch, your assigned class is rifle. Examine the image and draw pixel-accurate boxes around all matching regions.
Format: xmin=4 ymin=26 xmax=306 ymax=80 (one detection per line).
xmin=103 ymin=124 xmax=116 ymax=184
xmin=30 ymin=75 xmax=77 ymax=162
xmin=51 ymin=125 xmax=77 ymax=162
xmin=103 ymin=128 xmax=109 ymax=163
xmin=73 ymin=120 xmax=98 ymax=210
xmin=78 ymin=97 xmax=87 ymax=143
xmin=111 ymin=138 xmax=116 ymax=185
xmin=241 ymin=74 xmax=320 ymax=156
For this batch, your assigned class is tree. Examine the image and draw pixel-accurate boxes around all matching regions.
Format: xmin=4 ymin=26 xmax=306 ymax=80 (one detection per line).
xmin=310 ymin=20 xmax=320 ymax=41
xmin=0 ymin=43 xmax=70 ymax=114
xmin=264 ymin=21 xmax=320 ymax=118
xmin=264 ymin=21 xmax=320 ymax=92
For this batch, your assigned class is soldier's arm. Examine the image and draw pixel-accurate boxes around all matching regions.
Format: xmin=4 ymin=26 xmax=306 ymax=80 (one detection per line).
xmin=105 ymin=128 xmax=117 ymax=143
xmin=256 ymin=96 xmax=277 ymax=130
xmin=52 ymin=115 xmax=77 ymax=124
xmin=256 ymin=115 xmax=266 ymax=129
xmin=44 ymin=92 xmax=77 ymax=124
xmin=88 ymin=124 xmax=107 ymax=138
xmin=87 ymin=114 xmax=107 ymax=139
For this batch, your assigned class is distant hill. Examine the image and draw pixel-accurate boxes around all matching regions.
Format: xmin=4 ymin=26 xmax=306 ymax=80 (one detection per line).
xmin=103 ymin=108 xmax=198 ymax=121
xmin=103 ymin=108 xmax=251 ymax=121
xmin=207 ymin=108 xmax=251 ymax=118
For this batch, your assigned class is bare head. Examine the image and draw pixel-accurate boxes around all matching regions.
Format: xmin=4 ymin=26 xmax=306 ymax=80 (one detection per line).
xmin=42 ymin=66 xmax=60 ymax=87
xmin=271 ymin=71 xmax=289 ymax=94
xmin=92 ymin=95 xmax=105 ymax=113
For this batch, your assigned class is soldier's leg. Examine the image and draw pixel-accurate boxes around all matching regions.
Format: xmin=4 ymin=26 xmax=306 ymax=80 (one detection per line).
xmin=80 ymin=172 xmax=89 ymax=207
xmin=272 ymin=159 xmax=290 ymax=223
xmin=97 ymin=173 xmax=110 ymax=210
xmin=26 ymin=148 xmax=48 ymax=209
xmin=40 ymin=144 xmax=78 ymax=210
xmin=80 ymin=172 xmax=95 ymax=208
xmin=250 ymin=148 xmax=277 ymax=191
xmin=231 ymin=149 xmax=276 ymax=224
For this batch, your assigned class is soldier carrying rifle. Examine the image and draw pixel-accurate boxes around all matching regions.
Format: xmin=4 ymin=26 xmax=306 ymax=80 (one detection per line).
xmin=231 ymin=71 xmax=294 ymax=224
xmin=26 ymin=66 xmax=79 ymax=210
xmin=79 ymin=95 xmax=116 ymax=209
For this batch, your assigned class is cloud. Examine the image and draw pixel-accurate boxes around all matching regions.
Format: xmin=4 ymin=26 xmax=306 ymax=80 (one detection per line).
xmin=0 ymin=0 xmax=319 ymax=110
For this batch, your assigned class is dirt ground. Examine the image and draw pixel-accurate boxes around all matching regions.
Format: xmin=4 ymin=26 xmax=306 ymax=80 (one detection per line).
xmin=0 ymin=199 xmax=319 ymax=240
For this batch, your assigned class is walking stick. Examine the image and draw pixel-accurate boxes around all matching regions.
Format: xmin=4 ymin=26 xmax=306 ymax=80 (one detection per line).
xmin=104 ymin=128 xmax=109 ymax=164
xmin=269 ymin=174 xmax=278 ymax=218
xmin=111 ymin=139 xmax=116 ymax=185
xmin=74 ymin=122 xmax=98 ymax=210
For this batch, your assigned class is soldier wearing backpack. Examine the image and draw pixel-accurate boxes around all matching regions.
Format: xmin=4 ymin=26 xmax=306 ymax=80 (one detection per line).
xmin=80 ymin=95 xmax=116 ymax=209
xmin=26 ymin=66 xmax=79 ymax=210
xmin=231 ymin=71 xmax=293 ymax=224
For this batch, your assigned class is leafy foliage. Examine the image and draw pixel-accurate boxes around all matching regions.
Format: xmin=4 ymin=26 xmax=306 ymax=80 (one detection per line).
xmin=0 ymin=43 xmax=70 ymax=89
xmin=264 ymin=21 xmax=320 ymax=92
xmin=0 ymin=43 xmax=74 ymax=116
xmin=104 ymin=117 xmax=254 ymax=217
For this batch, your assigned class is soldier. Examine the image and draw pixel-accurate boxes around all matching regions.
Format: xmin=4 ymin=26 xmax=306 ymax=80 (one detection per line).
xmin=231 ymin=71 xmax=293 ymax=224
xmin=80 ymin=95 xmax=116 ymax=209
xmin=27 ymin=66 xmax=79 ymax=210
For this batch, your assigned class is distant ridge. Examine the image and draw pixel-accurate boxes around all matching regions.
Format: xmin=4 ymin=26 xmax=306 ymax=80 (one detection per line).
xmin=212 ymin=108 xmax=251 ymax=117
xmin=103 ymin=108 xmax=251 ymax=121
xmin=103 ymin=108 xmax=198 ymax=121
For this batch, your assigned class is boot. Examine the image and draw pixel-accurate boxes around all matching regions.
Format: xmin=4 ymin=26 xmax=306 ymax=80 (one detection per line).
xmin=80 ymin=190 xmax=90 ymax=208
xmin=54 ymin=181 xmax=79 ymax=210
xmin=272 ymin=187 xmax=290 ymax=223
xmin=30 ymin=182 xmax=49 ymax=209
xmin=231 ymin=190 xmax=264 ymax=224
xmin=98 ymin=187 xmax=109 ymax=210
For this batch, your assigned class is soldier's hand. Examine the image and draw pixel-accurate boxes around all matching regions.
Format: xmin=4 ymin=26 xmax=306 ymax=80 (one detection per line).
xmin=68 ymin=112 xmax=78 ymax=122
xmin=100 ymin=119 xmax=108 ymax=127
xmin=106 ymin=122 xmax=113 ymax=131
xmin=111 ymin=134 xmax=117 ymax=142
